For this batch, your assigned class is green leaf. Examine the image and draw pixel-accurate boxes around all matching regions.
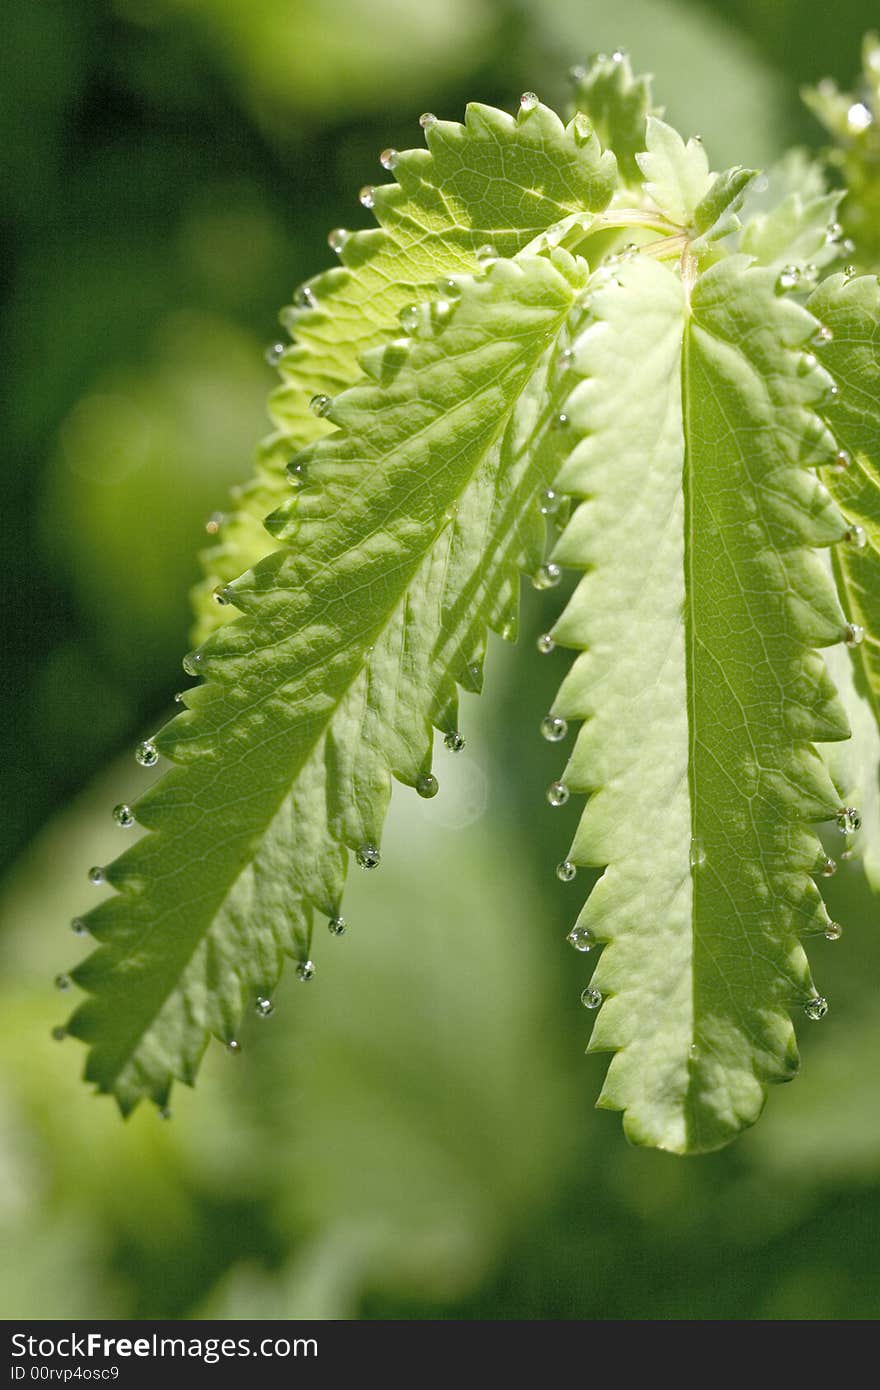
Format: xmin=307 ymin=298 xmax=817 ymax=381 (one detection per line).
xmin=194 ymin=99 xmax=616 ymax=639
xmin=809 ymin=271 xmax=880 ymax=884
xmin=636 ymin=116 xmax=713 ymax=228
xmin=568 ymin=50 xmax=657 ymax=185
xmin=692 ymin=166 xmax=756 ymax=249
xmin=65 ymin=250 xmax=585 ymax=1110
xmin=550 ymin=255 xmax=849 ymax=1152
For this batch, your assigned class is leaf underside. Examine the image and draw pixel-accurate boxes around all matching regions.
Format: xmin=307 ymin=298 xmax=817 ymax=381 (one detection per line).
xmin=63 ymin=72 xmax=880 ymax=1152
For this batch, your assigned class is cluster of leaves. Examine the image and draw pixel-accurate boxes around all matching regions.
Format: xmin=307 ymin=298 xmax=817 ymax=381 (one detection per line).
xmin=62 ymin=48 xmax=880 ymax=1153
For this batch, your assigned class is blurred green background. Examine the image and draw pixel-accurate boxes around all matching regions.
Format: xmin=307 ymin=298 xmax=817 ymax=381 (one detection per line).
xmin=2 ymin=0 xmax=879 ymax=1321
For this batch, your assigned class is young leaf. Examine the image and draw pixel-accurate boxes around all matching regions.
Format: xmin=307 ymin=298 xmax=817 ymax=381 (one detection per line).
xmin=568 ymin=50 xmax=657 ymax=186
xmin=550 ymin=254 xmax=849 ymax=1153
xmin=65 ymin=250 xmax=586 ymax=1111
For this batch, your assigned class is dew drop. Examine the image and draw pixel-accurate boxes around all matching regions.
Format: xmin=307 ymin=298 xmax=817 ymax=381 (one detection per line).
xmin=532 ymin=563 xmax=562 ymax=590
xmin=547 ymin=780 xmax=570 ymax=807
xmin=359 ymin=185 xmax=376 ymax=209
xmin=612 ymin=47 xmax=627 ymax=62
xmin=568 ymin=65 xmax=587 ymax=84
xmin=572 ymin=112 xmax=593 ymax=144
xmin=264 ymin=341 xmax=285 ymax=366
xmin=540 ymin=489 xmax=561 ymax=517
xmin=804 ymin=996 xmax=828 ymax=1021
xmin=843 ymin=524 xmax=867 ymax=549
xmin=205 ymin=511 xmax=225 ymax=535
xmin=295 ymin=285 xmax=317 ymax=310
xmin=88 ymin=866 xmax=106 ymax=886
xmin=70 ymin=918 xmax=87 ymax=935
xmin=419 ymin=112 xmax=437 ymax=129
xmin=466 ymin=661 xmax=481 ymax=685
xmin=54 ymin=973 xmax=71 ymax=992
xmin=798 ymin=351 xmax=818 ymax=374
xmin=520 ymin=91 xmax=539 ymax=113
xmin=825 ymin=920 xmax=843 ymax=941
xmin=416 ymin=772 xmax=439 ymax=799
xmin=689 ymin=837 xmax=706 ymax=869
xmin=812 ymin=325 xmax=834 ymax=346
xmin=135 ymin=740 xmax=158 ymax=767
xmin=112 ymin=803 xmax=134 ymax=829
xmin=51 ymin=1025 xmax=67 ymax=1042
xmin=399 ymin=304 xmax=420 ymax=334
xmin=831 ymin=449 xmax=851 ymax=472
xmin=287 ymin=459 xmax=308 ymax=485
xmin=212 ymin=585 xmax=232 ymax=606
xmin=843 ymin=265 xmax=856 ymax=281
xmin=296 ymin=960 xmax=316 ymax=982
xmin=844 ymin=622 xmax=865 ymax=647
xmin=327 ymin=227 xmax=348 ymax=254
xmin=173 ymin=691 xmax=184 ymax=704
xmin=557 ymin=861 xmax=578 ymax=884
xmin=379 ymin=147 xmax=398 ymax=171
xmin=540 ymin=714 xmax=568 ymax=742
xmin=182 ymin=651 xmax=202 ymax=677
xmin=475 ymin=243 xmax=497 ymax=264
xmin=847 ymin=101 xmax=873 ymax=132
xmin=158 ymin=1106 xmax=172 ymax=1120
xmin=226 ymin=1039 xmax=241 ymax=1053
xmin=567 ymin=925 xmax=593 ymax=950
xmin=819 ymin=855 xmax=837 ymax=878
xmin=827 ymin=221 xmax=844 ymax=244
xmin=580 ymin=986 xmax=602 ymax=1010
xmin=776 ymin=265 xmax=801 ymax=292
xmin=536 ymin=633 xmax=555 ymax=655
xmin=328 ymin=915 xmax=346 ymax=937
xmin=444 ymin=730 xmax=465 ymax=753
xmin=356 ymin=844 xmax=381 ymax=869
xmin=255 ymin=996 xmax=274 ymax=1018
xmin=836 ymin=806 xmax=862 ymax=833
xmin=309 ymin=393 xmax=333 ymax=418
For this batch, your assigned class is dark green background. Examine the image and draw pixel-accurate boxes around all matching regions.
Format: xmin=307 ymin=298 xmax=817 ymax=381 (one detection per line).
xmin=1 ymin=0 xmax=878 ymax=1320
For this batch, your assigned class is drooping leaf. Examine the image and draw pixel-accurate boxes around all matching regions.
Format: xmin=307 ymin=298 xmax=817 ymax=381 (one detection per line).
xmin=549 ymin=254 xmax=849 ymax=1152
xmin=65 ymin=250 xmax=586 ymax=1110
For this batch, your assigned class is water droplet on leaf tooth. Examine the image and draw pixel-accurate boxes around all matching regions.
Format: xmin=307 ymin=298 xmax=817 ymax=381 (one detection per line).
xmin=568 ymin=65 xmax=587 ymax=84
xmin=819 ymin=854 xmax=837 ymax=877
xmin=843 ymin=266 xmax=856 ymax=281
xmin=475 ymin=243 xmax=497 ymax=264
xmin=419 ymin=112 xmax=437 ymax=129
xmin=182 ymin=651 xmax=202 ymax=676
xmin=552 ymin=412 xmax=569 ymax=430
xmin=831 ymin=449 xmax=851 ymax=472
xmin=359 ymin=186 xmax=376 ymax=209
xmin=520 ymin=91 xmax=539 ymax=112
xmin=689 ymin=837 xmax=706 ymax=869
xmin=843 ymin=525 xmax=867 ymax=549
xmin=309 ymin=393 xmax=332 ymax=418
xmin=295 ymin=285 xmax=317 ymax=310
xmin=540 ymin=714 xmax=568 ymax=742
xmin=798 ymin=352 xmax=818 ymax=374
xmin=567 ymin=925 xmax=593 ymax=950
xmin=265 ymin=342 xmax=285 ymax=366
xmin=88 ymin=866 xmax=106 ymax=886
xmin=287 ymin=459 xmax=308 ymax=486
xmin=827 ymin=222 xmax=844 ymax=244
xmin=416 ymin=772 xmax=439 ymax=798
xmin=205 ymin=511 xmax=224 ymax=534
xmin=212 ymin=585 xmax=232 ymax=606
xmin=379 ymin=148 xmax=398 ymax=170
xmin=444 ymin=731 xmax=465 ymax=753
xmin=226 ymin=1039 xmax=241 ymax=1053
xmin=255 ymin=996 xmax=274 ymax=1018
xmin=135 ymin=739 xmax=158 ymax=767
xmin=813 ymin=325 xmax=834 ymax=346
xmin=70 ymin=918 xmax=87 ymax=935
xmin=54 ymin=974 xmax=71 ymax=991
xmin=536 ymin=633 xmax=555 ymax=655
xmin=837 ymin=806 xmax=862 ymax=833
xmin=296 ymin=960 xmax=316 ymax=982
xmin=547 ymin=781 xmax=569 ymax=807
xmin=844 ymin=623 xmax=865 ymax=647
xmin=847 ymin=101 xmax=873 ymax=132
xmin=399 ymin=304 xmax=420 ymax=334
xmin=581 ymin=987 xmax=602 ymax=1009
xmin=557 ymin=861 xmax=577 ymax=883
xmin=328 ymin=916 xmax=346 ymax=936
xmin=540 ymin=489 xmax=561 ymax=517
xmin=825 ymin=921 xmax=843 ymax=941
xmin=532 ymin=563 xmax=562 ymax=590
xmin=158 ymin=1106 xmax=172 ymax=1120
xmin=776 ymin=265 xmax=801 ymax=292
xmin=51 ymin=1025 xmax=67 ymax=1042
xmin=112 ymin=804 xmax=134 ymax=829
xmin=804 ymin=996 xmax=828 ymax=1021
xmin=327 ymin=227 xmax=348 ymax=254
xmin=356 ymin=844 xmax=381 ymax=869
